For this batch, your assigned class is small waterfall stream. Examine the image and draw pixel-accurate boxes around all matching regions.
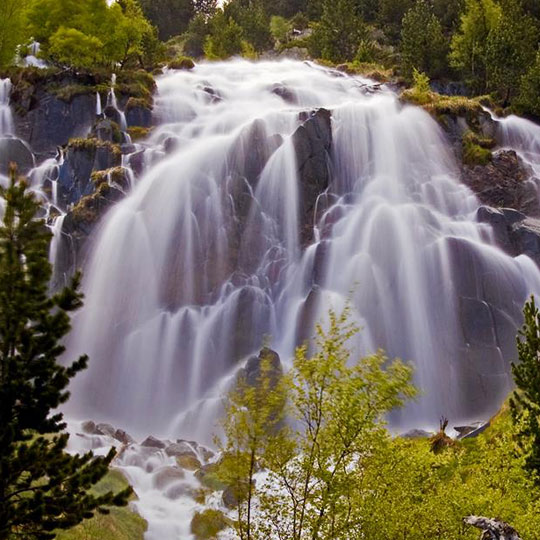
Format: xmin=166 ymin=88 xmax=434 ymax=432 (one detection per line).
xmin=0 ymin=79 xmax=14 ymax=136
xmin=58 ymin=60 xmax=540 ymax=443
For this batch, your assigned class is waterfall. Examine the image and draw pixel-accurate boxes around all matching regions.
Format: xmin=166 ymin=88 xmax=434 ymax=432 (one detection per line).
xmin=64 ymin=60 xmax=540 ymax=442
xmin=0 ymin=79 xmax=14 ymax=136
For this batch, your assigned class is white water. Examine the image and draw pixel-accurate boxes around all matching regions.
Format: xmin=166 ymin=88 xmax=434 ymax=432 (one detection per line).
xmin=0 ymin=79 xmax=14 ymax=135
xmin=64 ymin=60 xmax=540 ymax=443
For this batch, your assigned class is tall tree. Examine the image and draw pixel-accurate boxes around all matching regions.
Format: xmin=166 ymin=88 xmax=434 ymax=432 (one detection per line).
xmin=377 ymin=0 xmax=414 ymax=43
xmin=310 ymin=0 xmax=367 ymax=62
xmin=510 ymin=296 xmax=540 ymax=482
xmin=0 ymin=0 xmax=29 ymax=68
xmin=138 ymin=0 xmax=194 ymax=41
xmin=485 ymin=0 xmax=538 ymax=104
xmin=450 ymin=0 xmax=501 ymax=92
xmin=400 ymin=0 xmax=447 ymax=80
xmin=0 ymin=166 xmax=130 ymax=539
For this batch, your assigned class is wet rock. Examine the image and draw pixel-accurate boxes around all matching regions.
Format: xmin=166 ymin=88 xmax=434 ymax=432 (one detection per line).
xmin=165 ymin=442 xmax=197 ymax=458
xmin=0 ymin=137 xmax=35 ymax=174
xmin=177 ymin=454 xmax=201 ymax=470
xmin=400 ymin=429 xmax=434 ymax=439
xmin=95 ymin=423 xmax=116 ymax=437
xmin=270 ymin=83 xmax=297 ymax=104
xmin=114 ymin=429 xmax=135 ymax=445
xmin=459 ymin=298 xmax=497 ymax=348
xmin=125 ymin=99 xmax=152 ymax=128
xmin=166 ymin=483 xmax=196 ymax=500
xmin=292 ymin=108 xmax=333 ymax=245
xmin=103 ymin=105 xmax=122 ymax=126
xmin=191 ymin=509 xmax=229 ymax=540
xmin=153 ymin=466 xmax=185 ymax=489
xmin=455 ymin=421 xmax=490 ymax=439
xmin=14 ymin=92 xmax=96 ymax=157
xmin=81 ymin=420 xmax=97 ymax=434
xmin=239 ymin=347 xmax=283 ymax=388
xmin=141 ymin=436 xmax=166 ymax=449
xmin=477 ymin=206 xmax=540 ymax=265
xmin=222 ymin=483 xmax=249 ymax=510
xmin=195 ymin=463 xmax=227 ymax=491
xmin=58 ymin=138 xmax=121 ymax=206
xmin=462 ymin=150 xmax=538 ymax=216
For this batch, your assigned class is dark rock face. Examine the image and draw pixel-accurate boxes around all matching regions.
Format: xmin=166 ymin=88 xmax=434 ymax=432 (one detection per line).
xmin=57 ymin=140 xmax=121 ymax=206
xmin=477 ymin=206 xmax=540 ymax=266
xmin=463 ymin=150 xmax=539 ymax=216
xmin=240 ymin=347 xmax=283 ymax=388
xmin=141 ymin=436 xmax=166 ymax=449
xmin=292 ymin=108 xmax=333 ymax=244
xmin=14 ymin=93 xmax=96 ymax=158
xmin=126 ymin=105 xmax=152 ymax=128
xmin=0 ymin=137 xmax=35 ymax=174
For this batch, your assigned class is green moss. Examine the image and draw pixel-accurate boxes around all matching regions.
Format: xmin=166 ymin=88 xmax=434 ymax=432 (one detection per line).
xmin=168 ymin=56 xmax=196 ymax=70
xmin=125 ymin=97 xmax=152 ymax=112
xmin=190 ymin=509 xmax=229 ymax=540
xmin=462 ymin=130 xmax=493 ymax=166
xmin=91 ymin=167 xmax=129 ymax=189
xmin=336 ymin=61 xmax=396 ymax=83
xmin=49 ymin=83 xmax=109 ymax=102
xmin=56 ymin=471 xmax=146 ymax=540
xmin=68 ymin=137 xmax=122 ymax=159
xmin=195 ymin=463 xmax=227 ymax=491
xmin=128 ymin=126 xmax=152 ymax=141
xmin=115 ymin=70 xmax=156 ymax=103
xmin=177 ymin=454 xmax=202 ymax=470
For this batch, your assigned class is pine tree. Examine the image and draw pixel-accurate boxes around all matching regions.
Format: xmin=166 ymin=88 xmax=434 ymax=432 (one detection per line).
xmin=400 ymin=0 xmax=448 ymax=80
xmin=0 ymin=166 xmax=131 ymax=539
xmin=510 ymin=296 xmax=540 ymax=482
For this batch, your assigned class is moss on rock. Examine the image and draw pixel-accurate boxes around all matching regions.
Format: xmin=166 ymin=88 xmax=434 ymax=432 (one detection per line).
xmin=462 ymin=131 xmax=493 ymax=166
xmin=177 ymin=454 xmax=202 ymax=470
xmin=168 ymin=56 xmax=196 ymax=70
xmin=190 ymin=509 xmax=229 ymax=540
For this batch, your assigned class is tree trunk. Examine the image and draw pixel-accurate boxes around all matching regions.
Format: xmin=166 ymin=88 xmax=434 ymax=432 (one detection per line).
xmin=463 ymin=516 xmax=523 ymax=540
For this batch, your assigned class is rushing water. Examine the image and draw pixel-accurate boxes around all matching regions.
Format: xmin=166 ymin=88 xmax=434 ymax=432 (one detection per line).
xmin=0 ymin=79 xmax=14 ymax=136
xmin=62 ymin=59 xmax=540 ymax=443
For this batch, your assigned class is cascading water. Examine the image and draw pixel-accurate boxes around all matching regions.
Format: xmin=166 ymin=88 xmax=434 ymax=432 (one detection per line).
xmin=64 ymin=60 xmax=540 ymax=443
xmin=0 ymin=79 xmax=14 ymax=136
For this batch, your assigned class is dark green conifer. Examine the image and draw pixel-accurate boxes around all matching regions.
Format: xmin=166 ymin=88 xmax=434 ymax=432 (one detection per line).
xmin=0 ymin=165 xmax=130 ymax=540
xmin=510 ymin=296 xmax=540 ymax=481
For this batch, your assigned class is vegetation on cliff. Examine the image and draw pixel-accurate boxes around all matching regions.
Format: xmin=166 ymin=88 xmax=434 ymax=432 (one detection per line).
xmin=215 ymin=302 xmax=540 ymax=540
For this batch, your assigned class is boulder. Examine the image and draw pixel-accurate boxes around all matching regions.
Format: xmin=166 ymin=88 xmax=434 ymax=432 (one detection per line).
xmin=141 ymin=436 xmax=166 ymax=449
xmin=114 ymin=429 xmax=135 ymax=445
xmin=400 ymin=429 xmax=434 ymax=439
xmin=166 ymin=483 xmax=196 ymax=500
xmin=292 ymin=108 xmax=333 ymax=245
xmin=463 ymin=150 xmax=538 ymax=216
xmin=463 ymin=516 xmax=522 ymax=540
xmin=195 ymin=463 xmax=227 ymax=491
xmin=95 ymin=423 xmax=116 ymax=437
xmin=177 ymin=454 xmax=201 ymax=470
xmin=165 ymin=441 xmax=197 ymax=458
xmin=153 ymin=466 xmax=185 ymax=489
xmin=0 ymin=137 xmax=35 ymax=174
xmin=125 ymin=100 xmax=152 ymax=128
xmin=240 ymin=347 xmax=283 ymax=388
xmin=190 ymin=509 xmax=229 ymax=540
xmin=81 ymin=420 xmax=97 ymax=434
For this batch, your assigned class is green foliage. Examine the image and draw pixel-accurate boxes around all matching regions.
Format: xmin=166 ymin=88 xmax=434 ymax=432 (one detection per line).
xmin=450 ymin=0 xmax=502 ymax=92
xmin=310 ymin=0 xmax=368 ymax=62
xmin=0 ymin=0 xmax=30 ymax=68
xmin=204 ymin=11 xmax=245 ymax=60
xmin=0 ymin=166 xmax=131 ymax=539
xmin=224 ymin=0 xmax=272 ymax=52
xmin=485 ymin=0 xmax=538 ymax=104
xmin=183 ymin=13 xmax=210 ymax=58
xmin=510 ymin=296 xmax=540 ymax=482
xmin=218 ymin=307 xmax=416 ymax=540
xmin=377 ymin=0 xmax=414 ymax=43
xmin=193 ymin=0 xmax=218 ymax=18
xmin=138 ymin=0 xmax=194 ymax=41
xmin=56 ymin=471 xmax=147 ymax=540
xmin=400 ymin=0 xmax=448 ymax=80
xmin=462 ymin=130 xmax=493 ymax=165
xmin=517 ymin=50 xmax=540 ymax=117
xmin=270 ymin=16 xmax=291 ymax=45
xmin=25 ymin=0 xmax=155 ymax=70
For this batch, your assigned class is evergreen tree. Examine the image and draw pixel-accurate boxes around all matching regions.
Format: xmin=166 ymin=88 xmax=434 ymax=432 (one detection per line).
xmin=0 ymin=166 xmax=130 ymax=539
xmin=377 ymin=0 xmax=414 ymax=44
xmin=517 ymin=49 xmax=540 ymax=117
xmin=400 ymin=0 xmax=447 ymax=80
xmin=138 ymin=0 xmax=194 ymax=41
xmin=510 ymin=296 xmax=540 ymax=482
xmin=485 ymin=0 xmax=538 ymax=104
xmin=204 ymin=11 xmax=245 ymax=59
xmin=224 ymin=0 xmax=272 ymax=53
xmin=310 ymin=0 xmax=367 ymax=62
xmin=450 ymin=0 xmax=501 ymax=92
